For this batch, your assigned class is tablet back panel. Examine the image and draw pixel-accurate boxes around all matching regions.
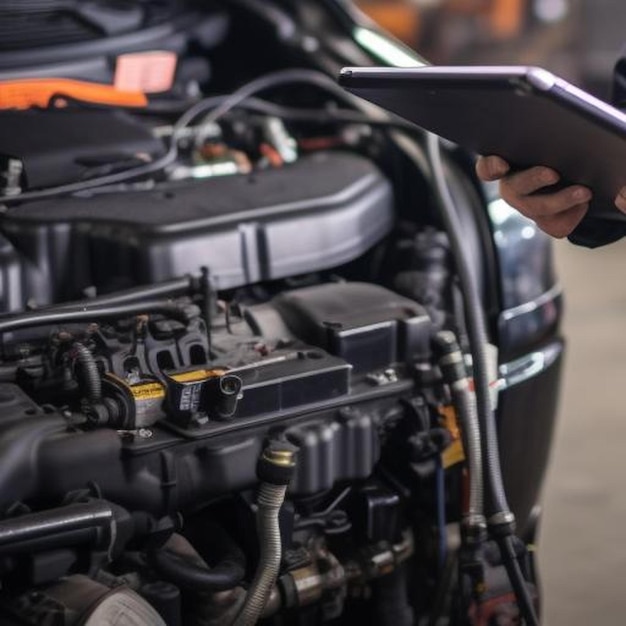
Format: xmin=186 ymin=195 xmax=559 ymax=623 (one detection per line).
xmin=340 ymin=66 xmax=626 ymax=221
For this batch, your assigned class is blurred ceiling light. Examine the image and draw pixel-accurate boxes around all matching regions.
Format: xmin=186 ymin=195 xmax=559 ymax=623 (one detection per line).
xmin=409 ymin=0 xmax=444 ymax=7
xmin=354 ymin=27 xmax=426 ymax=67
xmin=533 ymin=0 xmax=570 ymax=23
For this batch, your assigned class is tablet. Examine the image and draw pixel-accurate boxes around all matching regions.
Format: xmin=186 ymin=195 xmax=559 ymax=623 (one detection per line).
xmin=339 ymin=66 xmax=626 ymax=221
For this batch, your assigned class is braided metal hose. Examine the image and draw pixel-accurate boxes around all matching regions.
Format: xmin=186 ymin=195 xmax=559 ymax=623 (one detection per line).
xmin=434 ymin=331 xmax=486 ymax=534
xmin=234 ymin=483 xmax=288 ymax=626
xmin=233 ymin=442 xmax=297 ymax=626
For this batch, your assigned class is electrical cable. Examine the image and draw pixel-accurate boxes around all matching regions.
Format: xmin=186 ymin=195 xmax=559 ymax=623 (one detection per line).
xmin=0 ymin=69 xmax=417 ymax=207
xmin=435 ymin=456 xmax=447 ymax=571
xmin=425 ymin=132 xmax=538 ymax=626
xmin=426 ymin=133 xmax=508 ymax=520
xmin=169 ymin=95 xmax=418 ymax=131
xmin=0 ymin=140 xmax=179 ymax=205
xmin=499 ymin=534 xmax=540 ymax=626
xmin=173 ymin=68 xmax=361 ymax=129
xmin=144 ymin=93 xmax=419 ymax=134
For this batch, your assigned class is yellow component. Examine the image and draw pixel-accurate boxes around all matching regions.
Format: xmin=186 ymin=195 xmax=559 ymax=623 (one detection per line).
xmin=439 ymin=404 xmax=466 ymax=470
xmin=442 ymin=440 xmax=466 ymax=470
xmin=440 ymin=404 xmax=460 ymax=439
xmin=169 ymin=368 xmax=226 ymax=383
xmin=130 ymin=382 xmax=165 ymax=401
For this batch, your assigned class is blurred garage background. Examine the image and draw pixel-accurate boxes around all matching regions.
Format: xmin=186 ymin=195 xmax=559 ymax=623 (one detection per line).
xmin=353 ymin=1 xmax=626 ymax=624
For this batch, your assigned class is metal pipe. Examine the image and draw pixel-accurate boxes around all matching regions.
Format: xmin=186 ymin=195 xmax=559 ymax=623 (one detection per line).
xmin=0 ymin=501 xmax=114 ymax=556
xmin=54 ymin=276 xmax=194 ymax=310
xmin=0 ymin=299 xmax=198 ymax=335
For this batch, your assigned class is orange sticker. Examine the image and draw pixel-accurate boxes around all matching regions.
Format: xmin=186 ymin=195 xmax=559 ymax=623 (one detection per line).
xmin=114 ymin=51 xmax=178 ymax=94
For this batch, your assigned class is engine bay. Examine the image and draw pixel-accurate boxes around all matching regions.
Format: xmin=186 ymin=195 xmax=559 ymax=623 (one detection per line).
xmin=0 ymin=2 xmax=557 ymax=625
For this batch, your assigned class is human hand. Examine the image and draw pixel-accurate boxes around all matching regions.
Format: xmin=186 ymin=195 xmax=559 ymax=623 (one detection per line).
xmin=475 ymin=155 xmax=615 ymax=238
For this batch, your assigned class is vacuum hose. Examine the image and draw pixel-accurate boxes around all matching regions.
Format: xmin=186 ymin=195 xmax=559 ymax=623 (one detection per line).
xmin=234 ymin=442 xmax=298 ymax=626
xmin=151 ymin=526 xmax=246 ymax=592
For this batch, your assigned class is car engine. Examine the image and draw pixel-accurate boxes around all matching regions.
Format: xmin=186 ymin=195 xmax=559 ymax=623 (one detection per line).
xmin=0 ymin=1 xmax=557 ymax=625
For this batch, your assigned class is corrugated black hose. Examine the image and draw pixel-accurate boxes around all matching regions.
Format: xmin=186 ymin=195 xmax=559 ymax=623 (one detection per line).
xmin=71 ymin=342 xmax=101 ymax=403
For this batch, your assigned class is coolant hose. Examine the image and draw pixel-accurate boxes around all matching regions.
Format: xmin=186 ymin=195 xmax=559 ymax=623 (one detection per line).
xmin=151 ymin=528 xmax=246 ymax=592
xmin=234 ymin=442 xmax=298 ymax=626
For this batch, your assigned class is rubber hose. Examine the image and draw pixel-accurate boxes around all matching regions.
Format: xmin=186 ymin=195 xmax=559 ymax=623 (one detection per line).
xmin=234 ymin=483 xmax=287 ymax=626
xmin=151 ymin=531 xmax=246 ymax=592
xmin=498 ymin=535 xmax=539 ymax=626
xmin=426 ymin=134 xmax=538 ymax=625
xmin=72 ymin=342 xmax=101 ymax=403
xmin=425 ymin=132 xmax=510 ymax=520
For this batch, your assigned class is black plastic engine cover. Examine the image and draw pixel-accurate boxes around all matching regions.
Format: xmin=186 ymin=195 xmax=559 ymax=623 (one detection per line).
xmin=265 ymin=282 xmax=432 ymax=374
xmin=0 ymin=151 xmax=394 ymax=311
xmin=0 ymin=109 xmax=166 ymax=190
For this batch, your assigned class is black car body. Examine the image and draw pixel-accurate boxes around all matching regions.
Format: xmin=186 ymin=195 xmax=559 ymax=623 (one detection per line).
xmin=0 ymin=1 xmax=562 ymax=624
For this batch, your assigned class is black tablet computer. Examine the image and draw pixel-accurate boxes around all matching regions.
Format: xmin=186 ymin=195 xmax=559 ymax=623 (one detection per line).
xmin=339 ymin=66 xmax=626 ymax=221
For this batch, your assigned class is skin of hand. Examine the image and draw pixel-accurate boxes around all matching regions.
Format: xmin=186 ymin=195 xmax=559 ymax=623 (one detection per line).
xmin=476 ymin=155 xmax=626 ymax=238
